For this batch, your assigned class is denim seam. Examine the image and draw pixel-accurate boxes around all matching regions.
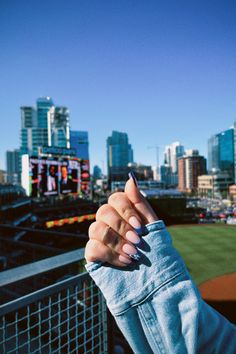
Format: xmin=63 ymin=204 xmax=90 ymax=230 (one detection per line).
xmin=138 ymin=305 xmax=166 ymax=354
xmin=114 ymin=269 xmax=187 ymax=316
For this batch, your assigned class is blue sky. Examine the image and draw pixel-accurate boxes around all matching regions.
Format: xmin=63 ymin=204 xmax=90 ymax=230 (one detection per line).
xmin=0 ymin=0 xmax=236 ymax=172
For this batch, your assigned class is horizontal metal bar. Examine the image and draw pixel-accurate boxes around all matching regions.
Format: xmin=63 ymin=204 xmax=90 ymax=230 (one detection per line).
xmin=0 ymin=248 xmax=85 ymax=287
xmin=0 ymin=223 xmax=88 ymax=240
xmin=0 ymin=272 xmax=90 ymax=316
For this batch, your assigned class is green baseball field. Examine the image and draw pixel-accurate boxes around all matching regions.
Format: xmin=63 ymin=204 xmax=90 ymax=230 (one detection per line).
xmin=168 ymin=224 xmax=236 ymax=285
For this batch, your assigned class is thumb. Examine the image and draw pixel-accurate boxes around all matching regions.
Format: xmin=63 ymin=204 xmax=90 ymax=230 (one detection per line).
xmin=125 ymin=173 xmax=158 ymax=224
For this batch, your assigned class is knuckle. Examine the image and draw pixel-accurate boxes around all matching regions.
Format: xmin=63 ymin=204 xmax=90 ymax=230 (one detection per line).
xmin=120 ymin=206 xmax=133 ymax=220
xmin=116 ymin=217 xmax=127 ymax=236
xmin=108 ymin=192 xmax=133 ymax=220
xmin=102 ymin=227 xmax=120 ymax=247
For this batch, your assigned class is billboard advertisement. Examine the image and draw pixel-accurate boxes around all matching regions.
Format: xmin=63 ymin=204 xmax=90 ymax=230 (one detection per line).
xmin=22 ymin=155 xmax=90 ymax=198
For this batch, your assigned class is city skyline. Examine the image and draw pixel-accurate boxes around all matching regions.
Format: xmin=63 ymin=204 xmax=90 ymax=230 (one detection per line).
xmin=1 ymin=1 xmax=236 ymax=172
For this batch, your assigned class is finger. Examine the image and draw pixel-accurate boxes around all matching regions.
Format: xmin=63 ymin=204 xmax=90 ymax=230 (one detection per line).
xmin=108 ymin=192 xmax=145 ymax=240
xmin=89 ymin=220 xmax=137 ymax=257
xmin=85 ymin=239 xmax=132 ymax=267
xmin=125 ymin=175 xmax=158 ymax=224
xmin=96 ymin=204 xmax=140 ymax=244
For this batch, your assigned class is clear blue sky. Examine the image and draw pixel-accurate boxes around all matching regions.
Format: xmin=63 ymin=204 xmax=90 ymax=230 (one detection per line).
xmin=0 ymin=0 xmax=236 ymax=172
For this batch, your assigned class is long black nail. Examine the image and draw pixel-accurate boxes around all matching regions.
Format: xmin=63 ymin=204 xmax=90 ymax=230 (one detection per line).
xmin=128 ymin=171 xmax=138 ymax=187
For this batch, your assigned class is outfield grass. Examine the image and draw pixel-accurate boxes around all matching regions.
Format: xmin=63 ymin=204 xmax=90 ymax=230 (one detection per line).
xmin=168 ymin=224 xmax=236 ymax=285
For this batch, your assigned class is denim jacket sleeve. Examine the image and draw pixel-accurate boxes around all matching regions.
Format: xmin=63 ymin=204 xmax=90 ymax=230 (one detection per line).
xmin=85 ymin=220 xmax=236 ymax=354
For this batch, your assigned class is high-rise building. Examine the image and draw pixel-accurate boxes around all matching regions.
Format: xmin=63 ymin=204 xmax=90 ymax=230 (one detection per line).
xmin=20 ymin=97 xmax=54 ymax=156
xmin=164 ymin=142 xmax=185 ymax=173
xmin=107 ymin=131 xmax=133 ymax=182
xmin=37 ymin=97 xmax=54 ymax=128
xmin=6 ymin=149 xmax=20 ymax=184
xmin=208 ymin=134 xmax=219 ymax=171
xmin=218 ymin=129 xmax=234 ymax=176
xmin=208 ymin=127 xmax=234 ymax=179
xmin=48 ymin=107 xmax=70 ymax=148
xmin=20 ymin=97 xmax=72 ymax=157
xmin=162 ymin=141 xmax=184 ymax=187
xmin=93 ymin=165 xmax=102 ymax=180
xmin=178 ymin=150 xmax=206 ymax=193
xmin=70 ymin=131 xmax=89 ymax=160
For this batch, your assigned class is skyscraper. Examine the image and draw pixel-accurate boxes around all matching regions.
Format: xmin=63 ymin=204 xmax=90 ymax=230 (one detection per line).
xmin=6 ymin=149 xmax=20 ymax=184
xmin=178 ymin=150 xmax=206 ymax=193
xmin=208 ymin=134 xmax=219 ymax=171
xmin=20 ymin=97 xmax=54 ymax=156
xmin=164 ymin=142 xmax=185 ymax=173
xmin=37 ymin=97 xmax=54 ymax=129
xmin=107 ymin=131 xmax=133 ymax=182
xmin=48 ymin=106 xmax=70 ymax=148
xmin=161 ymin=141 xmax=185 ymax=187
xmin=20 ymin=97 xmax=72 ymax=157
xmin=93 ymin=165 xmax=102 ymax=180
xmin=70 ymin=131 xmax=89 ymax=160
xmin=208 ymin=127 xmax=234 ymax=179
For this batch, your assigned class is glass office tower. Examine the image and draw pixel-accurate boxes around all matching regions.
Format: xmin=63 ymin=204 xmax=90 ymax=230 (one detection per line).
xmin=218 ymin=129 xmax=234 ymax=176
xmin=208 ymin=127 xmax=234 ymax=179
xmin=20 ymin=97 xmax=54 ymax=156
xmin=107 ymin=131 xmax=134 ymax=182
xmin=70 ymin=131 xmax=89 ymax=160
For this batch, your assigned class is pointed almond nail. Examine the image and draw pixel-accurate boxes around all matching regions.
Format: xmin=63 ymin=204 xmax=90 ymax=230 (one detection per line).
xmin=129 ymin=216 xmax=141 ymax=229
xmin=122 ymin=243 xmax=137 ymax=255
xmin=126 ymin=230 xmax=141 ymax=244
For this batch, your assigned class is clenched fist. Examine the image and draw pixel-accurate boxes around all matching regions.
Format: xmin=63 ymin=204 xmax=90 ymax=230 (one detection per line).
xmin=85 ymin=173 xmax=158 ymax=267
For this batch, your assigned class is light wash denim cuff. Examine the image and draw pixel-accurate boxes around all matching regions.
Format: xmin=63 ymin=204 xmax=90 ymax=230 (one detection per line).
xmin=85 ymin=220 xmax=187 ymax=315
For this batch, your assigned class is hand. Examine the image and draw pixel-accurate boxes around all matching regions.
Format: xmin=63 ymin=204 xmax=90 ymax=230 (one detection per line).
xmin=85 ymin=175 xmax=158 ymax=267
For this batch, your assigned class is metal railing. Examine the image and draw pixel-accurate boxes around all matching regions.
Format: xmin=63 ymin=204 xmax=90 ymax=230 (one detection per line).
xmin=0 ymin=250 xmax=109 ymax=353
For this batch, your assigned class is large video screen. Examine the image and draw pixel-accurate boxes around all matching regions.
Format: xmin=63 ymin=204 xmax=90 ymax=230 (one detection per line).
xmin=80 ymin=159 xmax=90 ymax=197
xmin=60 ymin=158 xmax=80 ymax=195
xmin=22 ymin=155 xmax=90 ymax=198
xmin=39 ymin=158 xmax=60 ymax=196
